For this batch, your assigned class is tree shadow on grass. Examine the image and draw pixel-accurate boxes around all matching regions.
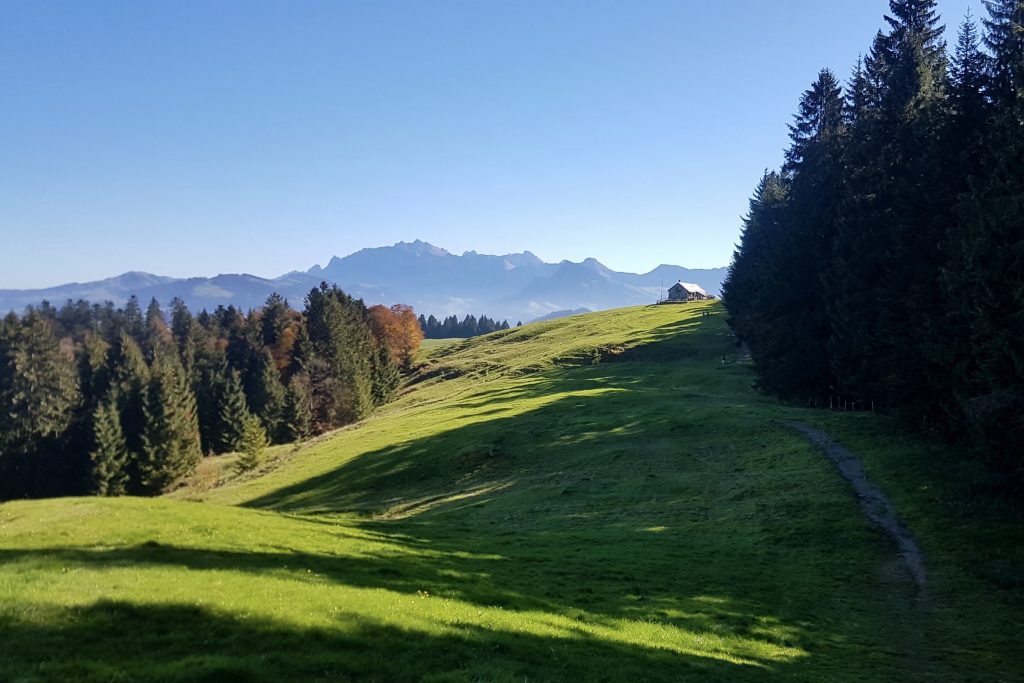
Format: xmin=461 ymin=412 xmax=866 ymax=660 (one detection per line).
xmin=0 ymin=599 xmax=805 ymax=683
xmin=0 ymin=540 xmax=806 ymax=658
xmin=0 ymin=310 xmax=890 ymax=680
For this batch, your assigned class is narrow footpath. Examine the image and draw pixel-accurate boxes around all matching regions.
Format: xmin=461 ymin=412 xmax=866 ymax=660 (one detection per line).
xmin=786 ymin=421 xmax=928 ymax=601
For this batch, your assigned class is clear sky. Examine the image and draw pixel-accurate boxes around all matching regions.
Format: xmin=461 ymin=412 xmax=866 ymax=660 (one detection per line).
xmin=0 ymin=0 xmax=982 ymax=288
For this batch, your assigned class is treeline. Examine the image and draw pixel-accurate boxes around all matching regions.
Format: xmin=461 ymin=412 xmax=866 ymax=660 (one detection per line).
xmin=0 ymin=284 xmax=419 ymax=500
xmin=417 ymin=313 xmax=515 ymax=339
xmin=723 ymin=0 xmax=1023 ymax=485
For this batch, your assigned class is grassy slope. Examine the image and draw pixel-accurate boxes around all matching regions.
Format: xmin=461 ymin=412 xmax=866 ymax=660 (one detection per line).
xmin=1 ymin=302 xmax=1021 ymax=682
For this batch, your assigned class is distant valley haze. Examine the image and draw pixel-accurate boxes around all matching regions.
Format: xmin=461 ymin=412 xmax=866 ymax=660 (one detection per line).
xmin=0 ymin=240 xmax=727 ymax=324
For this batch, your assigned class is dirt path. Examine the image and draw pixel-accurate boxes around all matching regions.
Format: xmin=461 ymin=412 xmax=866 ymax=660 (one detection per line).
xmin=786 ymin=422 xmax=927 ymax=601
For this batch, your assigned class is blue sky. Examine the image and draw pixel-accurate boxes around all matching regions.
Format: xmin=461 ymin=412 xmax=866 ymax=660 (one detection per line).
xmin=0 ymin=0 xmax=981 ymax=288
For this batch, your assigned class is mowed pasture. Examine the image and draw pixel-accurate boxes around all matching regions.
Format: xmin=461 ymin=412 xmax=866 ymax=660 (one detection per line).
xmin=1 ymin=302 xmax=1021 ymax=682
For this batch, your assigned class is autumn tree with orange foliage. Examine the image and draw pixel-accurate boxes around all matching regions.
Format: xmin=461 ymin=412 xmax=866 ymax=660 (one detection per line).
xmin=368 ymin=304 xmax=423 ymax=369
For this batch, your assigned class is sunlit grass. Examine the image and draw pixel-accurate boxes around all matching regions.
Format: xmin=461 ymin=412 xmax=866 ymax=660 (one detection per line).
xmin=1 ymin=302 xmax=1021 ymax=681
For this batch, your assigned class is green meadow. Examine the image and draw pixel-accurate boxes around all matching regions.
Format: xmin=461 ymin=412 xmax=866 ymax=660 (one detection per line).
xmin=1 ymin=302 xmax=1021 ymax=682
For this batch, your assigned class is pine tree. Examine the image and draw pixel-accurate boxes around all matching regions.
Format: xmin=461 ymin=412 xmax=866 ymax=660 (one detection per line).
xmin=882 ymin=0 xmax=947 ymax=115
xmin=943 ymin=1 xmax=1024 ymax=475
xmin=0 ymin=312 xmax=81 ymax=498
xmin=249 ymin=348 xmax=287 ymax=442
xmin=110 ymin=332 xmax=149 ymax=463
xmin=89 ymin=391 xmax=130 ymax=496
xmin=951 ymin=11 xmax=992 ymax=126
xmin=217 ymin=369 xmax=252 ymax=453
xmin=723 ymin=170 xmax=790 ymax=351
xmin=260 ymin=293 xmax=290 ymax=349
xmin=235 ymin=414 xmax=269 ymax=472
xmin=371 ymin=343 xmax=402 ymax=406
xmin=983 ymin=0 xmax=1024 ymax=104
xmin=122 ymin=296 xmax=144 ymax=342
xmin=169 ymin=297 xmax=198 ymax=378
xmin=282 ymin=376 xmax=312 ymax=443
xmin=302 ymin=283 xmax=375 ymax=426
xmin=0 ymin=312 xmax=81 ymax=455
xmin=136 ymin=346 xmax=201 ymax=494
xmin=747 ymin=68 xmax=846 ymax=402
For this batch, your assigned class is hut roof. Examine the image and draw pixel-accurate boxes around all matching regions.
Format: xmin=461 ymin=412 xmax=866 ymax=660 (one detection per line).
xmin=670 ymin=281 xmax=708 ymax=296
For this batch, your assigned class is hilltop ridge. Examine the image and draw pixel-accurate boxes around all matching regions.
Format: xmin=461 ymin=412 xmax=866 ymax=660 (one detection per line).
xmin=0 ymin=241 xmax=727 ymax=322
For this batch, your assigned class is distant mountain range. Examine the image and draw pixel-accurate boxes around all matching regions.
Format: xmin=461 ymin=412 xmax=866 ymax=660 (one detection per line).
xmin=0 ymin=241 xmax=728 ymax=323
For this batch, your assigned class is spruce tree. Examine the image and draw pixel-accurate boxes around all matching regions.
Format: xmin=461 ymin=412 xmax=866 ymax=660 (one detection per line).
xmin=249 ymin=348 xmax=287 ymax=442
xmin=0 ymin=311 xmax=81 ymax=498
xmin=169 ymin=297 xmax=199 ymax=379
xmin=260 ymin=293 xmax=290 ymax=349
xmin=235 ymin=414 xmax=269 ymax=472
xmin=944 ymin=1 xmax=1024 ymax=472
xmin=217 ymin=369 xmax=252 ymax=453
xmin=302 ymin=283 xmax=375 ymax=425
xmin=723 ymin=170 xmax=790 ymax=351
xmin=371 ymin=343 xmax=402 ymax=407
xmin=749 ymin=68 xmax=845 ymax=402
xmin=137 ymin=347 xmax=201 ymax=494
xmin=282 ymin=376 xmax=312 ymax=443
xmin=983 ymin=0 xmax=1024 ymax=104
xmin=110 ymin=332 xmax=150 ymax=463
xmin=90 ymin=391 xmax=130 ymax=496
xmin=0 ymin=312 xmax=81 ymax=455
xmin=122 ymin=296 xmax=144 ymax=342
xmin=951 ymin=12 xmax=992 ymax=128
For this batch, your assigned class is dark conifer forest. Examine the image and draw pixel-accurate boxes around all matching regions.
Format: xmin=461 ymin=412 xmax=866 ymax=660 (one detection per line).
xmin=417 ymin=313 xmax=512 ymax=339
xmin=0 ymin=284 xmax=408 ymax=500
xmin=723 ymin=0 xmax=1024 ymax=489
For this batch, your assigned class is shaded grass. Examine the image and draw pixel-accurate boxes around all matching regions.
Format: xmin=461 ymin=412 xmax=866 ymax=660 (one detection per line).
xmin=1 ymin=302 xmax=1021 ymax=681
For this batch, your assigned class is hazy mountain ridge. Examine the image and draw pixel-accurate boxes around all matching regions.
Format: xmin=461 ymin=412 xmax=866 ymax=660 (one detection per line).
xmin=1 ymin=240 xmax=727 ymax=322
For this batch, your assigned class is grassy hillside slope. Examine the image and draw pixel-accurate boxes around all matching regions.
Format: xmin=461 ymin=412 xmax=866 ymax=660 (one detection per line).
xmin=1 ymin=303 xmax=1021 ymax=682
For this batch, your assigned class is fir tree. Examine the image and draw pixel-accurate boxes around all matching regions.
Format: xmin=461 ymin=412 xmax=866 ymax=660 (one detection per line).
xmin=136 ymin=347 xmax=201 ymax=494
xmin=249 ymin=348 xmax=287 ymax=442
xmin=0 ymin=311 xmax=81 ymax=498
xmin=217 ymin=369 xmax=252 ymax=453
xmin=110 ymin=332 xmax=149 ymax=461
xmin=235 ymin=414 xmax=269 ymax=472
xmin=282 ymin=376 xmax=313 ymax=443
xmin=983 ymin=0 xmax=1024 ymax=104
xmin=89 ymin=391 xmax=130 ymax=496
xmin=371 ymin=343 xmax=402 ymax=407
xmin=122 ymin=296 xmax=144 ymax=342
xmin=169 ymin=297 xmax=198 ymax=378
xmin=260 ymin=293 xmax=290 ymax=349
xmin=951 ymin=11 xmax=992 ymax=124
xmin=302 ymin=283 xmax=375 ymax=425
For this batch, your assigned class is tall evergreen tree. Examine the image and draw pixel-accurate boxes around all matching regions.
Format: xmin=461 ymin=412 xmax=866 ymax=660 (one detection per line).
xmin=89 ymin=390 xmax=130 ymax=496
xmin=983 ymin=0 xmax=1024 ymax=104
xmin=235 ymin=414 xmax=269 ymax=472
xmin=217 ymin=369 xmax=252 ymax=453
xmin=371 ymin=343 xmax=402 ymax=407
xmin=302 ymin=283 xmax=375 ymax=425
xmin=722 ymin=170 xmax=790 ymax=353
xmin=282 ymin=376 xmax=313 ymax=443
xmin=121 ymin=296 xmax=144 ymax=342
xmin=249 ymin=348 xmax=287 ymax=442
xmin=951 ymin=11 xmax=992 ymax=126
xmin=110 ymin=332 xmax=150 ymax=462
xmin=756 ymin=69 xmax=846 ymax=401
xmin=136 ymin=347 xmax=201 ymax=493
xmin=260 ymin=293 xmax=290 ymax=349
xmin=0 ymin=312 xmax=81 ymax=497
